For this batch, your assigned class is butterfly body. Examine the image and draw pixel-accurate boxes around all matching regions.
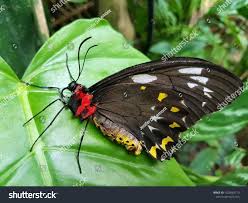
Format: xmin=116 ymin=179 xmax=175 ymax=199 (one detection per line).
xmin=66 ymin=82 xmax=143 ymax=155
xmin=66 ymin=82 xmax=143 ymax=156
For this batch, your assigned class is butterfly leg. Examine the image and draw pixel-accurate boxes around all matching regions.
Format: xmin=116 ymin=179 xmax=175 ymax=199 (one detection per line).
xmin=77 ymin=119 xmax=90 ymax=174
xmin=23 ymin=98 xmax=63 ymax=126
xmin=30 ymin=105 xmax=66 ymax=151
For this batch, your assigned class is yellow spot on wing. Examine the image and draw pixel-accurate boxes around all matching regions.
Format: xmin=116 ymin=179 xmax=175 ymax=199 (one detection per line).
xmin=157 ymin=93 xmax=168 ymax=102
xmin=160 ymin=136 xmax=174 ymax=150
xmin=170 ymin=106 xmax=180 ymax=112
xmin=169 ymin=122 xmax=180 ymax=128
xmin=140 ymin=86 xmax=146 ymax=90
xmin=149 ymin=145 xmax=158 ymax=159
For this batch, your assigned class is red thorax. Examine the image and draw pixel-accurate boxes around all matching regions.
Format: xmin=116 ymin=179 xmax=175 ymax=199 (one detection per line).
xmin=74 ymin=85 xmax=96 ymax=119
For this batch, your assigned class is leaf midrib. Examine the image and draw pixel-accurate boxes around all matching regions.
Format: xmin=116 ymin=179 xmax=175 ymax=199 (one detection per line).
xmin=19 ymin=84 xmax=53 ymax=186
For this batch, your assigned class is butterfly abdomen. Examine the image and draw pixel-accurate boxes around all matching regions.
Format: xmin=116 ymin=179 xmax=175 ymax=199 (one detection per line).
xmin=92 ymin=113 xmax=142 ymax=155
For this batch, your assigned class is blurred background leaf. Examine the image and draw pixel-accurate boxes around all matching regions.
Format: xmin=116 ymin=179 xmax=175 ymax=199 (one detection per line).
xmin=0 ymin=0 xmax=43 ymax=77
xmin=68 ymin=0 xmax=87 ymax=3
xmin=212 ymin=168 xmax=248 ymax=186
xmin=189 ymin=148 xmax=219 ymax=175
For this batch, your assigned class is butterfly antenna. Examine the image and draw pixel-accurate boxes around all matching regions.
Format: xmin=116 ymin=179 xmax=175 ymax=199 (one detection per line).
xmin=30 ymin=105 xmax=66 ymax=151
xmin=76 ymin=44 xmax=98 ymax=82
xmin=66 ymin=53 xmax=75 ymax=81
xmin=77 ymin=119 xmax=89 ymax=174
xmin=77 ymin=37 xmax=92 ymax=80
xmin=23 ymin=98 xmax=62 ymax=126
xmin=20 ymin=81 xmax=60 ymax=91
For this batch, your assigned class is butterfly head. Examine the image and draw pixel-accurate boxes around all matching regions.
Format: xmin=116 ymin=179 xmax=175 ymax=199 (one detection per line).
xmin=67 ymin=81 xmax=77 ymax=91
xmin=60 ymin=81 xmax=88 ymax=102
xmin=65 ymin=81 xmax=88 ymax=92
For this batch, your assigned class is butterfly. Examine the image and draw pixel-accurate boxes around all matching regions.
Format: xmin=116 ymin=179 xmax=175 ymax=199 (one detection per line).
xmin=22 ymin=37 xmax=243 ymax=173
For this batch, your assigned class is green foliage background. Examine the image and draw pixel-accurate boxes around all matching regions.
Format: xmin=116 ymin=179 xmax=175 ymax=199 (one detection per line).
xmin=0 ymin=0 xmax=248 ymax=186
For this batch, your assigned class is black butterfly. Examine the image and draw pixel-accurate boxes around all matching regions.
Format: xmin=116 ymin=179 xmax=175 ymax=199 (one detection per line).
xmin=23 ymin=37 xmax=243 ymax=173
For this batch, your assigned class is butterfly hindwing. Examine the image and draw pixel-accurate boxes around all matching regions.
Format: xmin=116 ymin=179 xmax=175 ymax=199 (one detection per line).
xmin=93 ymin=82 xmax=194 ymax=160
xmin=90 ymin=57 xmax=243 ymax=160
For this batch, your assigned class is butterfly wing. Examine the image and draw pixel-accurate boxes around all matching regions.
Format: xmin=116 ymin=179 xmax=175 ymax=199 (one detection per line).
xmin=89 ymin=57 xmax=243 ymax=160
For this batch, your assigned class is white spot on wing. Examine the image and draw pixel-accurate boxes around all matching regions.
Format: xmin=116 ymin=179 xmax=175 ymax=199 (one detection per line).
xmin=187 ymin=82 xmax=198 ymax=88
xmin=181 ymin=100 xmax=187 ymax=107
xmin=131 ymin=74 xmax=157 ymax=84
xmin=202 ymin=102 xmax=207 ymax=107
xmin=178 ymin=68 xmax=203 ymax=75
xmin=182 ymin=116 xmax=188 ymax=128
xmin=182 ymin=116 xmax=186 ymax=123
xmin=151 ymin=115 xmax=163 ymax=122
xmin=151 ymin=106 xmax=155 ymax=111
xmin=148 ymin=125 xmax=158 ymax=132
xmin=204 ymin=92 xmax=212 ymax=98
xmin=190 ymin=76 xmax=208 ymax=84
xmin=203 ymin=87 xmax=213 ymax=92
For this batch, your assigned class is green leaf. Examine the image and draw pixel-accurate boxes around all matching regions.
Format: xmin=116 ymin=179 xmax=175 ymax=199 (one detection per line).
xmin=224 ymin=148 xmax=247 ymax=168
xmin=68 ymin=0 xmax=87 ymax=3
xmin=0 ymin=0 xmax=41 ymax=77
xmin=210 ymin=0 xmax=248 ymax=16
xmin=238 ymin=5 xmax=248 ymax=19
xmin=186 ymin=0 xmax=202 ymax=21
xmin=149 ymin=41 xmax=172 ymax=54
xmin=155 ymin=0 xmax=177 ymax=27
xmin=238 ymin=47 xmax=248 ymax=75
xmin=0 ymin=19 xmax=194 ymax=186
xmin=212 ymin=168 xmax=248 ymax=186
xmin=190 ymin=148 xmax=219 ymax=175
xmin=181 ymin=166 xmax=218 ymax=186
